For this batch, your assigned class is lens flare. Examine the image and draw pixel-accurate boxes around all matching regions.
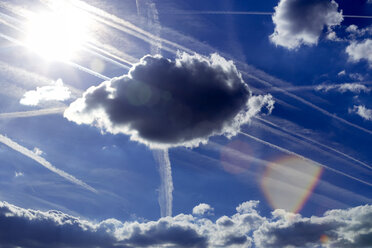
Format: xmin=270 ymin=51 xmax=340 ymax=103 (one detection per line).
xmin=261 ymin=156 xmax=323 ymax=213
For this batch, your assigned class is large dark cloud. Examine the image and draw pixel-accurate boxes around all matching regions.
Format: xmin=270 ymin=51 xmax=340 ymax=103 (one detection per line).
xmin=0 ymin=201 xmax=372 ymax=248
xmin=64 ymin=53 xmax=274 ymax=148
xmin=270 ymin=0 xmax=343 ymax=49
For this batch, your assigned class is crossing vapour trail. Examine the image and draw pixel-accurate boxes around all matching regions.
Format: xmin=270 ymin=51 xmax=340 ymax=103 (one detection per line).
xmin=0 ymin=108 xmax=66 ymax=119
xmin=153 ymin=149 xmax=174 ymax=217
xmin=239 ymin=131 xmax=372 ymax=187
xmin=255 ymin=116 xmax=372 ymax=171
xmin=0 ymin=134 xmax=97 ymax=193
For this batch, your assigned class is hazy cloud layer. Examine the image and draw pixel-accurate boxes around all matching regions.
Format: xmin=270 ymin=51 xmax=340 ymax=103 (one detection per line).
xmin=316 ymin=83 xmax=371 ymax=94
xmin=1 ymin=200 xmax=372 ymax=248
xmin=65 ymin=53 xmax=274 ymax=148
xmin=351 ymin=105 xmax=372 ymax=121
xmin=20 ymin=79 xmax=71 ymax=106
xmin=346 ymin=39 xmax=372 ymax=67
xmin=270 ymin=0 xmax=343 ymax=49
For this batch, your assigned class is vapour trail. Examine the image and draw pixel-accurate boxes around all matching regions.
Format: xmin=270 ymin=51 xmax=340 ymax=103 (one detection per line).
xmin=172 ymin=11 xmax=372 ymax=19
xmin=239 ymin=131 xmax=372 ymax=187
xmin=0 ymin=108 xmax=66 ymax=119
xmin=0 ymin=134 xmax=97 ymax=193
xmin=86 ymin=42 xmax=134 ymax=67
xmin=153 ymin=149 xmax=174 ymax=217
xmin=244 ymin=73 xmax=372 ymax=135
xmin=255 ymin=116 xmax=372 ymax=171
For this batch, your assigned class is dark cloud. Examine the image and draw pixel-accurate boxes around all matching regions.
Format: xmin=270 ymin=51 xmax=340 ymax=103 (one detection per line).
xmin=64 ymin=53 xmax=274 ymax=148
xmin=270 ymin=0 xmax=343 ymax=49
xmin=1 ymin=201 xmax=372 ymax=248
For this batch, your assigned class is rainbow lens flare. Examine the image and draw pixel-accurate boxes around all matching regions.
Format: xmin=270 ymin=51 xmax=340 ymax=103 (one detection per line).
xmin=261 ymin=156 xmax=323 ymax=213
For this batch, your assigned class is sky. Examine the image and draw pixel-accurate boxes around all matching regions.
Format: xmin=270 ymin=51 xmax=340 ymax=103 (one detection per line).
xmin=0 ymin=0 xmax=371 ymax=247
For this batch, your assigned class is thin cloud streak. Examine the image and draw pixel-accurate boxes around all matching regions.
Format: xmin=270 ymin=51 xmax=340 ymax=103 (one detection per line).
xmin=239 ymin=131 xmax=372 ymax=187
xmin=0 ymin=108 xmax=66 ymax=119
xmin=0 ymin=134 xmax=97 ymax=193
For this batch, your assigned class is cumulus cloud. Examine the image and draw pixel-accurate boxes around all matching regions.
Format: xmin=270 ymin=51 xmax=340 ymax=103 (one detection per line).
xmin=20 ymin=79 xmax=71 ymax=106
xmin=1 ymin=200 xmax=372 ymax=248
xmin=346 ymin=39 xmax=372 ymax=67
xmin=192 ymin=203 xmax=214 ymax=216
xmin=270 ymin=0 xmax=343 ymax=49
xmin=316 ymin=83 xmax=371 ymax=94
xmin=350 ymin=105 xmax=372 ymax=121
xmin=64 ymin=53 xmax=274 ymax=149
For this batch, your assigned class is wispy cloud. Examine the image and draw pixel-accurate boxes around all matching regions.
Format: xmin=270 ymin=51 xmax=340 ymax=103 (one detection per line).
xmin=315 ymin=82 xmax=371 ymax=94
xmin=0 ymin=134 xmax=97 ymax=193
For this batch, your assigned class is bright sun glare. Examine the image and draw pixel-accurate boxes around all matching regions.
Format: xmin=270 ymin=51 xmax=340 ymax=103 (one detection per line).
xmin=25 ymin=3 xmax=91 ymax=61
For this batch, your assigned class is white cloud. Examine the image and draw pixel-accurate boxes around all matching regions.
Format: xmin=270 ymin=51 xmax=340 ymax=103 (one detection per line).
xmin=351 ymin=105 xmax=372 ymax=121
xmin=346 ymin=39 xmax=372 ymax=66
xmin=14 ymin=171 xmax=24 ymax=177
xmin=316 ymin=83 xmax=370 ymax=94
xmin=192 ymin=203 xmax=214 ymax=216
xmin=337 ymin=70 xmax=346 ymax=76
xmin=64 ymin=53 xmax=274 ymax=149
xmin=20 ymin=79 xmax=71 ymax=106
xmin=33 ymin=147 xmax=44 ymax=156
xmin=0 ymin=200 xmax=371 ymax=248
xmin=270 ymin=0 xmax=343 ymax=49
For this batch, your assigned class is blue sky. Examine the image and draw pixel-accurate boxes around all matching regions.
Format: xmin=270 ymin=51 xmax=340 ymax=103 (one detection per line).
xmin=0 ymin=0 xmax=371 ymax=247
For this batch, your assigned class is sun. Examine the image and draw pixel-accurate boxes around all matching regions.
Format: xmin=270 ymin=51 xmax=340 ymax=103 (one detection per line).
xmin=24 ymin=2 xmax=91 ymax=61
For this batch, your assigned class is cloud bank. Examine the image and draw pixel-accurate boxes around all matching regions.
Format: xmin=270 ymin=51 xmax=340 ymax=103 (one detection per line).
xmin=270 ymin=0 xmax=343 ymax=49
xmin=1 ymin=200 xmax=372 ymax=248
xmin=20 ymin=79 xmax=71 ymax=106
xmin=64 ymin=53 xmax=274 ymax=148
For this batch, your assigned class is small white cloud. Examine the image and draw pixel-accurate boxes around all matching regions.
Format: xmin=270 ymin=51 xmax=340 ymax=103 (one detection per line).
xmin=346 ymin=39 xmax=372 ymax=67
xmin=14 ymin=171 xmax=24 ymax=177
xmin=316 ymin=83 xmax=370 ymax=94
xmin=33 ymin=147 xmax=44 ymax=156
xmin=192 ymin=203 xmax=214 ymax=216
xmin=337 ymin=70 xmax=346 ymax=76
xmin=351 ymin=105 xmax=372 ymax=121
xmin=270 ymin=0 xmax=343 ymax=49
xmin=20 ymin=79 xmax=71 ymax=106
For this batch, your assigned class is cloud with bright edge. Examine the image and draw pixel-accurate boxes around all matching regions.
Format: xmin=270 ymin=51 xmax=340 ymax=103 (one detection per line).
xmin=0 ymin=200 xmax=372 ymax=248
xmin=64 ymin=53 xmax=274 ymax=149
xmin=20 ymin=79 xmax=71 ymax=106
xmin=270 ymin=0 xmax=343 ymax=49
xmin=192 ymin=203 xmax=214 ymax=216
xmin=351 ymin=105 xmax=372 ymax=121
xmin=316 ymin=83 xmax=371 ymax=94
xmin=346 ymin=39 xmax=372 ymax=67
